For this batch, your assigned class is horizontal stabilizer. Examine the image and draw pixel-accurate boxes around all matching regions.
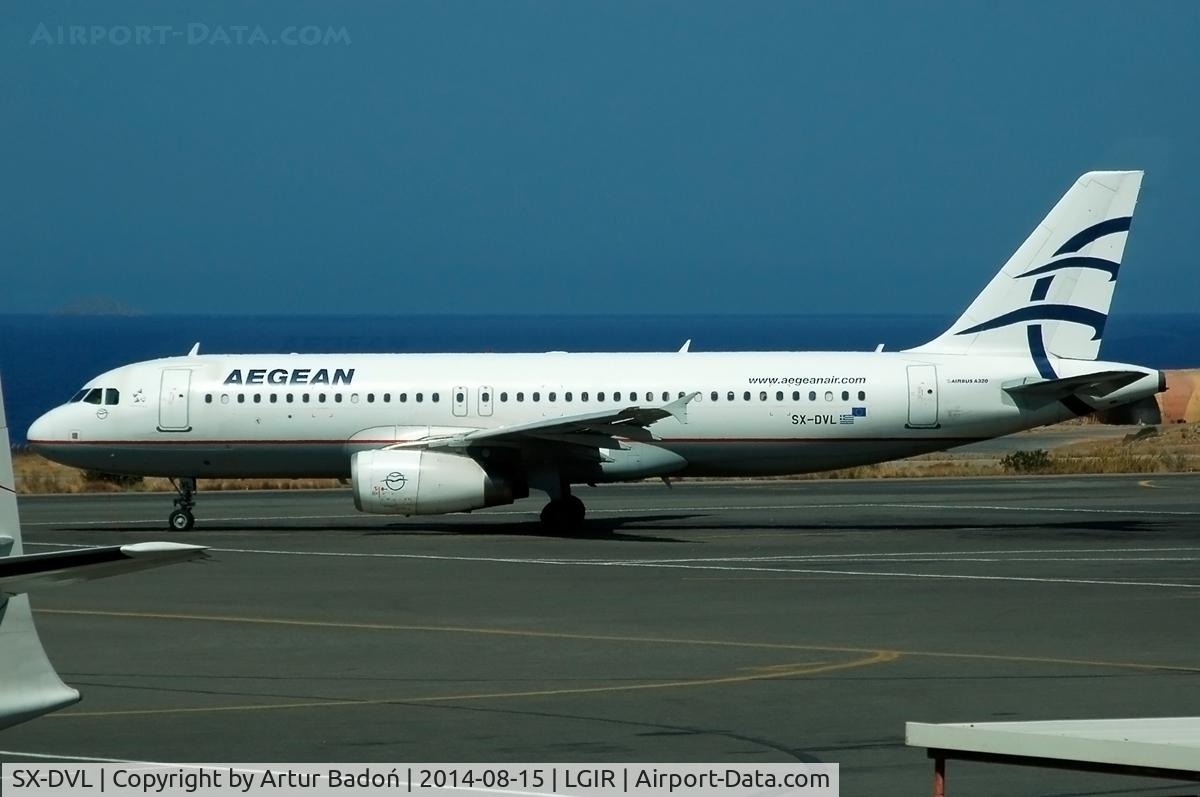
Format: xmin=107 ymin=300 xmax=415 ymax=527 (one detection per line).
xmin=1003 ymin=370 xmax=1146 ymax=406
xmin=0 ymin=542 xmax=208 ymax=597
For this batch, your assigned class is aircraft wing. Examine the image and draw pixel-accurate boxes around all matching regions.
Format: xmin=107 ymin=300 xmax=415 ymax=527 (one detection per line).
xmin=396 ymin=392 xmax=700 ymax=451
xmin=0 ymin=540 xmax=208 ymax=597
xmin=1004 ymin=370 xmax=1147 ymax=405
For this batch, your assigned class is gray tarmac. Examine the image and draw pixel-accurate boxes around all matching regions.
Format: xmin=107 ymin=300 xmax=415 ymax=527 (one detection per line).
xmin=4 ymin=476 xmax=1200 ymax=796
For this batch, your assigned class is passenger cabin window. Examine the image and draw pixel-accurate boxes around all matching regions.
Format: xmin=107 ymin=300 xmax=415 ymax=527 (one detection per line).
xmin=825 ymin=391 xmax=834 ymax=401
xmin=302 ymin=394 xmax=310 ymax=403
xmin=399 ymin=393 xmax=407 ymax=403
xmin=841 ymin=390 xmax=849 ymax=401
xmin=334 ymin=394 xmax=342 ymax=403
xmin=253 ymin=394 xmax=262 ymax=403
xmin=711 ymin=391 xmax=718 ymax=401
xmin=270 ymin=394 xmax=278 ymax=403
xmin=792 ymin=391 xmax=800 ymax=401
xmin=548 ymin=392 xmax=556 ymax=402
xmin=500 ymin=392 xmax=508 ymax=402
xmin=809 ymin=391 xmax=817 ymax=401
xmin=564 ymin=392 xmax=572 ymax=402
xmin=432 ymin=393 xmax=440 ymax=403
xmin=858 ymin=390 xmax=866 ymax=400
xmin=532 ymin=392 xmax=540 ymax=402
xmin=597 ymin=392 xmax=605 ymax=402
xmin=237 ymin=394 xmax=245 ymax=404
xmin=517 ymin=392 xmax=524 ymax=402
xmin=83 ymin=388 xmax=102 ymax=405
xmin=205 ymin=394 xmax=213 ymax=404
xmin=613 ymin=392 xmax=621 ymax=401
xmin=286 ymin=393 xmax=294 ymax=403
xmin=367 ymin=393 xmax=375 ymax=403
xmin=580 ymin=392 xmax=588 ymax=402
xmin=743 ymin=391 xmax=751 ymax=401
xmin=727 ymin=391 xmax=735 ymax=401
xmin=760 ymin=391 xmax=768 ymax=401
xmin=416 ymin=393 xmax=423 ymax=403
xmin=775 ymin=391 xmax=784 ymax=402
xmin=383 ymin=393 xmax=391 ymax=402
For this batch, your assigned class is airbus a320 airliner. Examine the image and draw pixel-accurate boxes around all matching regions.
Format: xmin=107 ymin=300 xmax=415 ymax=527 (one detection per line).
xmin=29 ymin=171 xmax=1161 ymax=531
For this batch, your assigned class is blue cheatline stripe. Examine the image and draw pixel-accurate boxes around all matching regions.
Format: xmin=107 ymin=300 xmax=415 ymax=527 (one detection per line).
xmin=1027 ymin=325 xmax=1057 ymax=379
xmin=1020 ymin=255 xmax=1120 ymax=282
xmin=956 ymin=304 xmax=1107 ymax=340
xmin=1053 ymin=216 xmax=1132 ymax=256
xmin=1030 ymin=276 xmax=1054 ymax=302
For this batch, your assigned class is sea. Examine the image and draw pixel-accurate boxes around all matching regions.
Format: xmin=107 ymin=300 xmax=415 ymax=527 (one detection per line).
xmin=2 ymin=313 xmax=1197 ymax=444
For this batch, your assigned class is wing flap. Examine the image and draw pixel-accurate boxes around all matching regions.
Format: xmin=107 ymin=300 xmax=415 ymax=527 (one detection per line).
xmin=392 ymin=392 xmax=700 ymax=452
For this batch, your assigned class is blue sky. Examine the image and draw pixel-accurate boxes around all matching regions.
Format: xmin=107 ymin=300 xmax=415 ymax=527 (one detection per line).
xmin=4 ymin=1 xmax=1198 ymax=315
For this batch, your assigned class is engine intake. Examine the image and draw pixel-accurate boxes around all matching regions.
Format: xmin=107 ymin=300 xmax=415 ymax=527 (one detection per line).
xmin=351 ymin=449 xmax=513 ymax=515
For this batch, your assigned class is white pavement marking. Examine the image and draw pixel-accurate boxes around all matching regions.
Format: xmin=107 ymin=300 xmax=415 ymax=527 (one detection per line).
xmin=0 ymin=750 xmax=229 ymax=768
xmin=609 ymin=547 xmax=1200 ymax=565
xmin=23 ymin=543 xmax=1198 ymax=590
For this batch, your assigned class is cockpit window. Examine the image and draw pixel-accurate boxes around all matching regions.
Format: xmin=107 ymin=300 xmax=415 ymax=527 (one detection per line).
xmin=82 ymin=388 xmax=103 ymax=405
xmin=104 ymin=388 xmax=120 ymax=405
xmin=69 ymin=389 xmax=88 ymax=403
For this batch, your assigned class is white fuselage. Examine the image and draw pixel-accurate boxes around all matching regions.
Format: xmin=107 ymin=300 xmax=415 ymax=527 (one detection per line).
xmin=27 ymin=350 xmax=1161 ymax=480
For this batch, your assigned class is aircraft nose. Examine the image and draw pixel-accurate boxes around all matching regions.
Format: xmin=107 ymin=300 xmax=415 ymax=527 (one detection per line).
xmin=26 ymin=409 xmax=60 ymax=448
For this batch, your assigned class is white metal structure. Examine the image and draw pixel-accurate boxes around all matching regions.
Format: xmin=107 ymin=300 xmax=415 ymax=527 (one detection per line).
xmin=907 ymin=718 xmax=1200 ymax=794
xmin=0 ymin=374 xmax=206 ymax=729
xmin=27 ymin=172 xmax=1162 ymax=531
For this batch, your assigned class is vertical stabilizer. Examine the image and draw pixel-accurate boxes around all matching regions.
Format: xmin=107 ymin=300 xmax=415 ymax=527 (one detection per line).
xmin=908 ymin=171 xmax=1143 ymax=362
xmin=0 ymin=375 xmax=81 ymax=730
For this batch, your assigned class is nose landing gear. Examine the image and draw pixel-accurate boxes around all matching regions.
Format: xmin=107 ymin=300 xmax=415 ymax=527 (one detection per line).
xmin=168 ymin=477 xmax=197 ymax=531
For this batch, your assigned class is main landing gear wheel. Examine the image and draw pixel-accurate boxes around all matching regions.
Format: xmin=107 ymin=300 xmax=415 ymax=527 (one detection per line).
xmin=168 ymin=477 xmax=198 ymax=532
xmin=539 ymin=494 xmax=586 ymax=532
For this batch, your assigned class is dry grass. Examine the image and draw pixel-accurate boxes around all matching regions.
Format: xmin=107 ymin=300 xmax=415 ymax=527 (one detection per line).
xmin=791 ymin=422 xmax=1200 ymax=480
xmin=11 ymin=452 xmax=342 ymax=494
xmin=11 ymin=422 xmax=1200 ymax=493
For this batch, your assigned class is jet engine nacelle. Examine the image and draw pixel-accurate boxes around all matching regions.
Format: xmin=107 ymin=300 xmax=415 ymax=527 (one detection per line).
xmin=351 ymin=449 xmax=514 ymax=515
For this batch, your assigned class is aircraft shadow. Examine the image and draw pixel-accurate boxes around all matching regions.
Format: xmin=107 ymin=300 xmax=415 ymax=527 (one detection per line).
xmin=48 ymin=513 xmax=704 ymax=543
xmin=44 ymin=518 xmax=1172 ymax=543
xmin=361 ymin=513 xmax=700 ymax=542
